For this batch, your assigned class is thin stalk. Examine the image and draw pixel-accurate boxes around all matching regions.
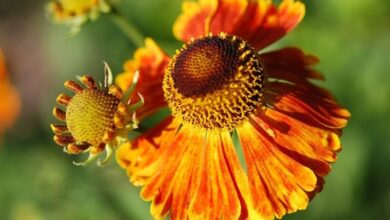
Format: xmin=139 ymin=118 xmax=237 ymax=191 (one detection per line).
xmin=108 ymin=10 xmax=144 ymax=47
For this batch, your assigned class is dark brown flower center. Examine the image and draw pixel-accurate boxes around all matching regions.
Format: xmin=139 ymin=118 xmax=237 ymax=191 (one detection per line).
xmin=163 ymin=34 xmax=265 ymax=130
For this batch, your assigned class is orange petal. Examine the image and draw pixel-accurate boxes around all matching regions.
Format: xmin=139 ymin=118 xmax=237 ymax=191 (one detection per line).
xmin=266 ymin=82 xmax=350 ymax=130
xmin=261 ymin=47 xmax=350 ymax=129
xmin=173 ymin=0 xmax=305 ymax=49
xmin=139 ymin=125 xmax=203 ymax=219
xmin=173 ymin=0 xmax=218 ymax=42
xmin=209 ymin=0 xmax=248 ymax=35
xmin=116 ymin=116 xmax=178 ymax=185
xmin=119 ymin=123 xmax=255 ymax=219
xmin=261 ymin=47 xmax=324 ymax=84
xmin=187 ymin=131 xmax=242 ymax=220
xmin=253 ymin=108 xmax=342 ymax=176
xmin=237 ymin=0 xmax=305 ymax=50
xmin=0 ymin=51 xmax=20 ymax=134
xmin=115 ymin=38 xmax=170 ymax=118
xmin=237 ymin=120 xmax=317 ymax=219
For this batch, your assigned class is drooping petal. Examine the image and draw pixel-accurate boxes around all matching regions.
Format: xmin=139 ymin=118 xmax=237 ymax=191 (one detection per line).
xmin=261 ymin=47 xmax=350 ymax=129
xmin=173 ymin=0 xmax=218 ymax=42
xmin=260 ymin=47 xmax=324 ymax=84
xmin=115 ymin=38 xmax=170 ymax=118
xmin=187 ymin=131 xmax=243 ymax=220
xmin=116 ymin=116 xmax=178 ymax=186
xmin=266 ymin=82 xmax=350 ymax=130
xmin=140 ymin=125 xmax=201 ymax=219
xmin=119 ymin=122 xmax=260 ymax=219
xmin=237 ymin=120 xmax=318 ymax=219
xmin=253 ymin=108 xmax=341 ymax=177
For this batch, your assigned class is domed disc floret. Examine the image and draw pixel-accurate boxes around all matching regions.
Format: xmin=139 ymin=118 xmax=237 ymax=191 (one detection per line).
xmin=163 ymin=33 xmax=265 ymax=130
xmin=51 ymin=63 xmax=143 ymax=166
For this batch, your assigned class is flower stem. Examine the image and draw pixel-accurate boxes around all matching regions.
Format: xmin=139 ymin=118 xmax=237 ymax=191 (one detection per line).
xmin=108 ymin=10 xmax=144 ymax=47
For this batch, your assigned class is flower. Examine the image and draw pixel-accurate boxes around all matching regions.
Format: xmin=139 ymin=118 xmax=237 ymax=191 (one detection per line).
xmin=46 ymin=0 xmax=112 ymax=33
xmin=51 ymin=63 xmax=142 ymax=166
xmin=0 ymin=50 xmax=20 ymax=136
xmin=116 ymin=0 xmax=350 ymax=219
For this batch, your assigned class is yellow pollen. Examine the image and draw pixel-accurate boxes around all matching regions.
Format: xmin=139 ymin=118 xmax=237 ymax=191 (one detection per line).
xmin=66 ymin=89 xmax=119 ymax=145
xmin=163 ymin=34 xmax=264 ymax=130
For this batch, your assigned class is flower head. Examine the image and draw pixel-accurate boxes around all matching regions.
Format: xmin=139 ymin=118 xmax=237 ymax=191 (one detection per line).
xmin=116 ymin=0 xmax=350 ymax=219
xmin=47 ymin=0 xmax=112 ymax=33
xmin=0 ymin=50 xmax=20 ymax=136
xmin=51 ymin=63 xmax=141 ymax=166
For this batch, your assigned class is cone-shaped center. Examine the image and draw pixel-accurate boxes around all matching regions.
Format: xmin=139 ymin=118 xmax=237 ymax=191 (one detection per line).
xmin=66 ymin=89 xmax=119 ymax=145
xmin=164 ymin=34 xmax=265 ymax=130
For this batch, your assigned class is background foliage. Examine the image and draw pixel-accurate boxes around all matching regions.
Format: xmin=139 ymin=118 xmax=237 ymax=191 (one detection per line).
xmin=0 ymin=0 xmax=389 ymax=219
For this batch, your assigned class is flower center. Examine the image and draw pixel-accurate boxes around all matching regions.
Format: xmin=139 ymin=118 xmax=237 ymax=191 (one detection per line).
xmin=163 ymin=34 xmax=264 ymax=130
xmin=66 ymin=89 xmax=119 ymax=145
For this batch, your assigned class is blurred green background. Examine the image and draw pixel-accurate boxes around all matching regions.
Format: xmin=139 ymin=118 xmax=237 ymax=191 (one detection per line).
xmin=0 ymin=0 xmax=389 ymax=219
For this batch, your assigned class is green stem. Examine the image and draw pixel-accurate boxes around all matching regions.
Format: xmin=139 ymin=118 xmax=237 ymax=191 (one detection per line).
xmin=108 ymin=10 xmax=144 ymax=47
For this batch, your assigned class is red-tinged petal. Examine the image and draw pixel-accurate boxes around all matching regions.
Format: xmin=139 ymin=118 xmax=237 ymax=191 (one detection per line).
xmin=266 ymin=82 xmax=350 ymax=130
xmin=261 ymin=47 xmax=324 ymax=84
xmin=173 ymin=0 xmax=218 ymax=42
xmin=237 ymin=120 xmax=317 ymax=219
xmin=246 ymin=0 xmax=305 ymax=50
xmin=232 ymin=0 xmax=271 ymax=42
xmin=116 ymin=116 xmax=178 ymax=185
xmin=188 ymin=131 xmax=241 ymax=220
xmin=141 ymin=125 xmax=200 ymax=219
xmin=115 ymin=38 xmax=170 ymax=118
xmin=209 ymin=0 xmax=248 ymax=35
xmin=253 ymin=108 xmax=341 ymax=177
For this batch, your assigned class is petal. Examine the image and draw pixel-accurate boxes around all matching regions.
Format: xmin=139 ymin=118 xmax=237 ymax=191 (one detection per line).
xmin=115 ymin=38 xmax=170 ymax=118
xmin=173 ymin=0 xmax=218 ymax=42
xmin=186 ymin=131 xmax=241 ymax=220
xmin=116 ymin=116 xmax=178 ymax=186
xmin=261 ymin=47 xmax=324 ymax=84
xmin=173 ymin=0 xmax=305 ymax=49
xmin=262 ymin=47 xmax=350 ymax=129
xmin=267 ymin=82 xmax=350 ymax=130
xmin=253 ymin=108 xmax=341 ymax=176
xmin=237 ymin=120 xmax=317 ymax=219
xmin=139 ymin=125 xmax=203 ymax=219
xmin=243 ymin=0 xmax=305 ymax=50
xmin=209 ymin=0 xmax=248 ymax=35
xmin=120 ymin=123 xmax=257 ymax=219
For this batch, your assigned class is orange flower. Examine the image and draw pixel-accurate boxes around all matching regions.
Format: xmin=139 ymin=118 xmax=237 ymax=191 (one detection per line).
xmin=116 ymin=0 xmax=350 ymax=219
xmin=0 ymin=50 xmax=20 ymax=136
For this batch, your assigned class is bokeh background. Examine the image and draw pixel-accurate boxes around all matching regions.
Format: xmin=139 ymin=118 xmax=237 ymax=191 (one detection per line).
xmin=0 ymin=0 xmax=389 ymax=219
